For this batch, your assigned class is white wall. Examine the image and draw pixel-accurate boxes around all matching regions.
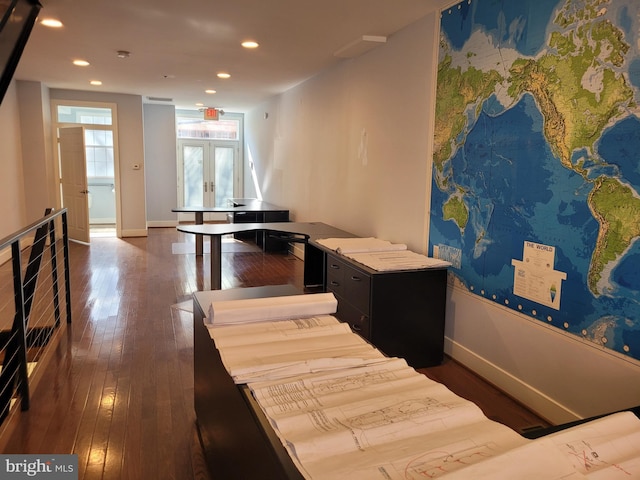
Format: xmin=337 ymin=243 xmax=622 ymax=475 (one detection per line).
xmin=1 ymin=84 xmax=149 ymax=240
xmin=143 ymin=103 xmax=178 ymax=227
xmin=0 ymin=81 xmax=27 ymax=238
xmin=244 ymin=10 xmax=640 ymax=423
xmin=17 ymin=81 xmax=55 ymax=222
xmin=245 ymin=14 xmax=438 ymax=253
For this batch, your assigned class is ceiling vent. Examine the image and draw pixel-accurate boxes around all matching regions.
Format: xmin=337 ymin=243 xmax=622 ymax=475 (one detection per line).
xmin=146 ymin=96 xmax=173 ymax=102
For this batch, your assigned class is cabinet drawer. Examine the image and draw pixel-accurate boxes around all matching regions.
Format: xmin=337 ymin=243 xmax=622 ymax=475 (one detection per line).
xmin=344 ymin=268 xmax=370 ymax=313
xmin=335 ymin=297 xmax=371 ymax=340
xmin=326 ymin=258 xmax=345 ymax=297
xmin=326 ymin=255 xmax=371 ymax=313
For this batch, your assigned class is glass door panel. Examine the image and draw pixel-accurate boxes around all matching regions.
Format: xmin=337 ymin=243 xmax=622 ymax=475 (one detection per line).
xmin=183 ymin=144 xmax=205 ymax=207
xmin=214 ymin=146 xmax=235 ymax=206
xmin=178 ymin=140 xmax=238 ymax=222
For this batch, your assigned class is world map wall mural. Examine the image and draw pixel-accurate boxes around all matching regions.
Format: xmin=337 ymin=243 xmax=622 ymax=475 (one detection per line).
xmin=429 ymin=0 xmax=640 ymax=361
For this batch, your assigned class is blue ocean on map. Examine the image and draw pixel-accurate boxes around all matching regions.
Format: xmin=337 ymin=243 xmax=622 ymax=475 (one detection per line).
xmin=430 ymin=91 xmax=640 ymax=358
xmin=432 ymin=93 xmax=595 ymax=304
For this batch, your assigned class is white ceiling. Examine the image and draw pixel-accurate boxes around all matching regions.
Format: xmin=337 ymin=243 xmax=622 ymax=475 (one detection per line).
xmin=15 ymin=0 xmax=446 ymax=112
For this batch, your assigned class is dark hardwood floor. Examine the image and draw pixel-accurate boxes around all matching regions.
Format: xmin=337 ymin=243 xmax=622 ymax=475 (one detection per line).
xmin=0 ymin=227 xmax=549 ymax=479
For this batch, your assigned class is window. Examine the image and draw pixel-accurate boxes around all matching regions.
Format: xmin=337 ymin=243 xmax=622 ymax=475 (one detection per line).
xmin=85 ymin=130 xmax=114 ymax=177
xmin=176 ymin=111 xmax=240 ymax=140
xmin=55 ymin=104 xmax=115 ymax=179
xmin=56 ymin=105 xmax=112 ymax=125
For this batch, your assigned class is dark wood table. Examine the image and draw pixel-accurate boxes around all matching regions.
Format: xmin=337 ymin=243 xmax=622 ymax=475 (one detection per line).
xmin=172 ymin=199 xmax=289 ymax=255
xmin=177 ymin=221 xmax=355 ymax=289
xmin=193 ymin=285 xmax=306 ymax=480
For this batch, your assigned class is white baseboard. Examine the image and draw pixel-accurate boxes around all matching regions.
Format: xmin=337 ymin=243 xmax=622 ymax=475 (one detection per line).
xmin=121 ymin=228 xmax=148 ymax=238
xmin=444 ymin=337 xmax=582 ymax=424
xmin=445 ymin=286 xmax=640 ymax=425
xmin=147 ymin=220 xmax=179 ymax=228
xmin=90 ymin=217 xmax=116 ymax=224
xmin=291 ymin=243 xmax=305 ymax=259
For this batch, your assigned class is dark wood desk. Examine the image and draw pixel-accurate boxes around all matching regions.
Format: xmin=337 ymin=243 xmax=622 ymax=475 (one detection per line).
xmin=172 ymin=199 xmax=289 ymax=255
xmin=193 ymin=285 xmax=305 ymax=480
xmin=180 ymin=221 xmax=448 ymax=366
xmin=193 ymin=287 xmax=640 ymax=479
xmin=177 ymin=222 xmax=355 ymax=289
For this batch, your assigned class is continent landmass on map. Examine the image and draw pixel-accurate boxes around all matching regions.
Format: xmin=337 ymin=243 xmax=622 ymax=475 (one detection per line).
xmin=433 ymin=52 xmax=502 ymax=230
xmin=434 ymin=0 xmax=640 ymax=297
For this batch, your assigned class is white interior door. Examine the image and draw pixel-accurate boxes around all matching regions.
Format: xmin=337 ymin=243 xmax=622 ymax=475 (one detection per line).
xmin=59 ymin=126 xmax=90 ymax=243
xmin=178 ymin=140 xmax=238 ymax=222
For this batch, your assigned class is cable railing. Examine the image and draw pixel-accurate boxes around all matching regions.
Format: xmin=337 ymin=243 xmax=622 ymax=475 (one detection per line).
xmin=0 ymin=208 xmax=71 ymax=425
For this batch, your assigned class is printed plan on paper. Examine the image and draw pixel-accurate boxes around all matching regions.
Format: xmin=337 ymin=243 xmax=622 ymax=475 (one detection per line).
xmin=207 ymin=309 xmax=640 ymax=479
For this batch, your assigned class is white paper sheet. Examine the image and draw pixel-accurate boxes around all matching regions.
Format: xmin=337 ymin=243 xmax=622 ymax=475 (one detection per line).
xmin=299 ymin=421 xmax=528 ymax=479
xmin=210 ymin=316 xmax=352 ymax=348
xmin=242 ymin=330 xmax=640 ymax=479
xmin=315 ymin=237 xmax=407 ymax=254
xmin=248 ymin=359 xmax=528 ymax=479
xmin=206 ymin=292 xmax=337 ymax=325
xmin=427 ymin=412 xmax=640 ymax=480
xmin=203 ymin=295 xmax=640 ymax=480
xmin=210 ymin=317 xmax=387 ymax=383
xmin=344 ymin=250 xmax=452 ymax=271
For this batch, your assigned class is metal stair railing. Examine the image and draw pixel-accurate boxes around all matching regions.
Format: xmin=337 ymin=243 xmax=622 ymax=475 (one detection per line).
xmin=0 ymin=208 xmax=72 ymax=424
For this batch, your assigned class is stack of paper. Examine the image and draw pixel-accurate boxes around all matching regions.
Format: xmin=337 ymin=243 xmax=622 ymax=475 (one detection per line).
xmin=208 ymin=315 xmax=387 ymax=383
xmin=344 ymin=250 xmax=452 ymax=271
xmin=441 ymin=411 xmax=640 ymax=479
xmin=248 ymin=358 xmax=529 ymax=479
xmin=248 ymin=361 xmax=640 ymax=479
xmin=204 ymin=294 xmax=640 ymax=479
xmin=207 ymin=292 xmax=337 ymax=325
xmin=315 ymin=237 xmax=407 ymax=254
xmin=316 ymin=237 xmax=450 ymax=271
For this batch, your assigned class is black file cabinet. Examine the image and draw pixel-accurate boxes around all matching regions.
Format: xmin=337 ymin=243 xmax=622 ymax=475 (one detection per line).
xmin=325 ymin=252 xmax=447 ymax=368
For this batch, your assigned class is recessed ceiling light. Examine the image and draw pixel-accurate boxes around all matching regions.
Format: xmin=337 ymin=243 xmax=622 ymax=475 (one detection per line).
xmin=217 ymin=72 xmax=231 ymax=79
xmin=205 ymin=89 xmax=216 ymax=94
xmin=195 ymin=103 xmax=204 ymax=107
xmin=73 ymin=59 xmax=90 ymax=67
xmin=90 ymin=80 xmax=102 ymax=86
xmin=241 ymin=41 xmax=259 ymax=49
xmin=41 ymin=18 xmax=63 ymax=28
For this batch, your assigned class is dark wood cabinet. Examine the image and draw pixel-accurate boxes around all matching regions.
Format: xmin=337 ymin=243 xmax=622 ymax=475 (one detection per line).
xmin=324 ymin=252 xmax=447 ymax=368
xmin=230 ymin=209 xmax=290 ymax=251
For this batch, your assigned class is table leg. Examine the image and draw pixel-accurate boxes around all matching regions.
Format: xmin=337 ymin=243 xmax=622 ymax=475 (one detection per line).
xmin=195 ymin=212 xmax=204 ymax=256
xmin=210 ymin=234 xmax=222 ymax=290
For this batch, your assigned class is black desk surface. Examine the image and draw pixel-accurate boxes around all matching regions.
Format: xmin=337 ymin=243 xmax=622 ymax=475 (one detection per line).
xmin=172 ymin=199 xmax=287 ymax=213
xmin=177 ymin=221 xmax=355 ymax=242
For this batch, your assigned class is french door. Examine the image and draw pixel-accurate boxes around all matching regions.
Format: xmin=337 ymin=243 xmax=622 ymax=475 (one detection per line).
xmin=178 ymin=139 xmax=238 ymax=221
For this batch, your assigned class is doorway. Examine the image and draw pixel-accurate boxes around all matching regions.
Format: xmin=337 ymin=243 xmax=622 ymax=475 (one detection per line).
xmin=175 ymin=111 xmax=243 ymax=223
xmin=177 ymin=140 xmax=238 ymax=222
xmin=53 ymin=101 xmax=120 ymax=240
